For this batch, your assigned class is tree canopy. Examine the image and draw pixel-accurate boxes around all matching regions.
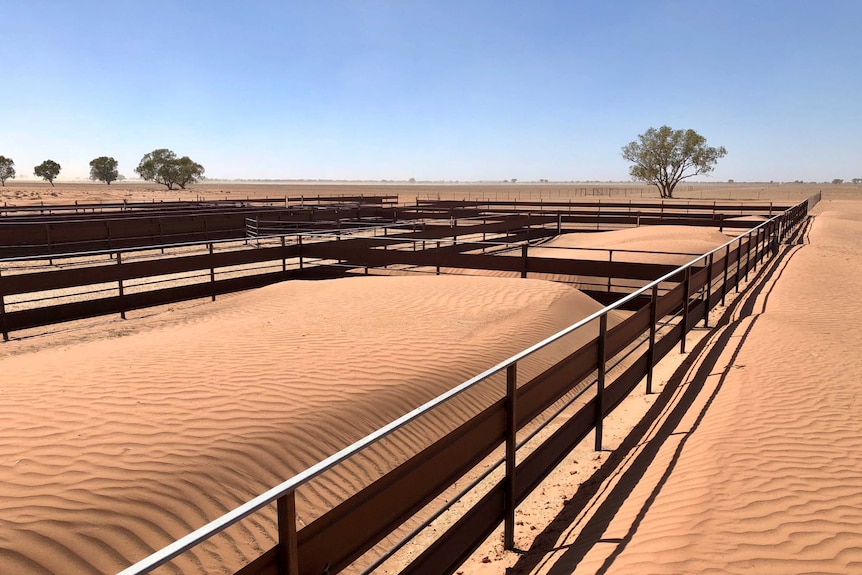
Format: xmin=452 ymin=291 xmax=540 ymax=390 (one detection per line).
xmin=0 ymin=156 xmax=15 ymax=186
xmin=34 ymin=159 xmax=61 ymax=186
xmin=89 ymin=156 xmax=119 ymax=185
xmin=621 ymin=126 xmax=726 ymax=198
xmin=135 ymin=148 xmax=204 ymax=190
xmin=175 ymin=156 xmax=205 ymax=189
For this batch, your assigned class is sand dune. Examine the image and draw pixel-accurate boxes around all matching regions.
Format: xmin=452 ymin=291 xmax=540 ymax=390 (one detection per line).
xmin=461 ymin=198 xmax=862 ymax=574
xmin=529 ymin=225 xmax=736 ymax=264
xmin=0 ymin=275 xmax=614 ymax=575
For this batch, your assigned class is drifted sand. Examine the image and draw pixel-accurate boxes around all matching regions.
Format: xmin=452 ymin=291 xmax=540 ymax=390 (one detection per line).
xmin=0 ymin=275 xmax=617 ymax=575
xmin=529 ymin=225 xmax=736 ymax=264
xmin=462 ymin=198 xmax=862 ymax=574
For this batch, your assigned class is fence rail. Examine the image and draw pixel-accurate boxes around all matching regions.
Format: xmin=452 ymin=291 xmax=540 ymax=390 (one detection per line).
xmin=1 ymin=210 xmax=727 ymax=339
xmin=110 ymin=197 xmax=812 ymax=575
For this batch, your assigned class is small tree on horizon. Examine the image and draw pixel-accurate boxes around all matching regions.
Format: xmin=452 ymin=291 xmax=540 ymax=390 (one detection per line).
xmin=853 ymin=178 xmax=862 ymax=184
xmin=34 ymin=159 xmax=61 ymax=186
xmin=832 ymin=178 xmax=844 ymax=184
xmin=622 ymin=126 xmax=726 ymax=198
xmin=0 ymin=156 xmax=15 ymax=186
xmin=89 ymin=156 xmax=119 ymax=185
xmin=136 ymin=148 xmax=204 ymax=190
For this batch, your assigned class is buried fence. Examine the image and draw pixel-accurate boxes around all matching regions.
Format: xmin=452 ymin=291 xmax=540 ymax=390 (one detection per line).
xmin=0 ymin=196 xmax=794 ymax=259
xmin=0 ymin=211 xmax=732 ymax=339
xmin=111 ymin=198 xmax=811 ymax=575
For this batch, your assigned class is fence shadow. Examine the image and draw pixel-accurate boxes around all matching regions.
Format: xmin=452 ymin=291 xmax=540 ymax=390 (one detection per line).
xmin=507 ymin=224 xmax=809 ymax=575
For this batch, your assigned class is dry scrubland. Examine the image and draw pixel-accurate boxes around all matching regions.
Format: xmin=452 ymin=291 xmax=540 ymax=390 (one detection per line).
xmin=1 ymin=183 xmax=860 ymax=575
xmin=0 ymin=179 xmax=843 ymax=207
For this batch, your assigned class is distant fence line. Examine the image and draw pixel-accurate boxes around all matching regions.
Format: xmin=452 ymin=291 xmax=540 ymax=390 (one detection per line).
xmin=0 ymin=201 xmax=792 ymax=340
xmin=0 ymin=197 xmax=791 ymax=259
xmin=109 ymin=198 xmax=813 ymax=575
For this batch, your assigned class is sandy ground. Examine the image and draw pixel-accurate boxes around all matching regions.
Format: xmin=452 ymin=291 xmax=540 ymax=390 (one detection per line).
xmin=0 ymin=274 xmax=618 ymax=575
xmin=459 ymin=195 xmax=862 ymax=574
xmin=0 ymin=184 xmax=841 ymax=575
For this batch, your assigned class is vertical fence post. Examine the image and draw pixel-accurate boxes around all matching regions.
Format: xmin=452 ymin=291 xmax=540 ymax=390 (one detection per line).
xmin=595 ymin=314 xmax=607 ymax=451
xmin=298 ymin=235 xmax=304 ymax=271
xmin=646 ymin=284 xmax=657 ymax=394
xmin=281 ymin=236 xmax=287 ymax=272
xmin=0 ymin=266 xmax=8 ymax=341
xmin=681 ymin=267 xmax=691 ymax=353
xmin=209 ymin=243 xmax=216 ymax=301
xmin=704 ymin=253 xmax=713 ymax=328
xmin=721 ymin=245 xmax=730 ymax=306
xmin=754 ymin=227 xmax=761 ymax=267
xmin=734 ymin=239 xmax=742 ymax=293
xmin=744 ymin=232 xmax=752 ymax=282
xmin=277 ymin=491 xmax=300 ymax=575
xmin=607 ymin=250 xmax=613 ymax=292
xmin=117 ymin=251 xmax=126 ymax=320
xmin=504 ymin=363 xmax=518 ymax=550
xmin=436 ymin=241 xmax=441 ymax=275
xmin=521 ymin=244 xmax=528 ymax=279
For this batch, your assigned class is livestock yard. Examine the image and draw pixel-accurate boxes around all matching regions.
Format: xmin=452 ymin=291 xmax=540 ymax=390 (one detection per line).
xmin=2 ymin=182 xmax=860 ymax=575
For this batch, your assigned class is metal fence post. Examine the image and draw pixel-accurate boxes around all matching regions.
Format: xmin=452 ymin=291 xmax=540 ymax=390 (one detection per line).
xmin=646 ymin=284 xmax=657 ymax=394
xmin=754 ymin=227 xmax=761 ymax=267
xmin=595 ymin=314 xmax=607 ymax=451
xmin=734 ymin=239 xmax=742 ymax=293
xmin=209 ymin=243 xmax=216 ymax=301
xmin=298 ymin=235 xmax=304 ymax=271
xmin=504 ymin=363 xmax=517 ymax=550
xmin=704 ymin=253 xmax=713 ymax=328
xmin=0 ymin=266 xmax=8 ymax=341
xmin=681 ymin=267 xmax=691 ymax=353
xmin=117 ymin=251 xmax=126 ymax=320
xmin=721 ymin=245 xmax=730 ymax=306
xmin=744 ymin=233 xmax=751 ymax=282
xmin=277 ymin=492 xmax=300 ymax=575
xmin=521 ymin=244 xmax=528 ymax=279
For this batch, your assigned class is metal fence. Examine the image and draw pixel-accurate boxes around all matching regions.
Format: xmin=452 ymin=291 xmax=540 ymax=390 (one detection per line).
xmin=111 ymin=198 xmax=811 ymax=575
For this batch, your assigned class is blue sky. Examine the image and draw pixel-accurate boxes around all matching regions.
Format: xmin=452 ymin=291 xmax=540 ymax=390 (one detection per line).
xmin=2 ymin=1 xmax=860 ymax=182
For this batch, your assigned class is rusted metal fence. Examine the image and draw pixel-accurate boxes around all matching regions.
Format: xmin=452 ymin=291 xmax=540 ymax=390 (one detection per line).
xmin=0 ymin=210 xmax=712 ymax=339
xmin=111 ymin=199 xmax=811 ymax=575
xmin=1 ymin=197 xmax=790 ymax=259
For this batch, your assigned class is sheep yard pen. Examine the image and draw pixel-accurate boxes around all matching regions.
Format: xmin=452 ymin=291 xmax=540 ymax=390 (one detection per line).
xmin=0 ymin=194 xmax=815 ymax=574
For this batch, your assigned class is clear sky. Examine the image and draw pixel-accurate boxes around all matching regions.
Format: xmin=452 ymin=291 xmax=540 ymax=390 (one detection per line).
xmin=2 ymin=1 xmax=860 ymax=182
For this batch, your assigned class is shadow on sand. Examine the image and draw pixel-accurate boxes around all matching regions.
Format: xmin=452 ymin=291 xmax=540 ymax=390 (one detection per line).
xmin=505 ymin=217 xmax=814 ymax=575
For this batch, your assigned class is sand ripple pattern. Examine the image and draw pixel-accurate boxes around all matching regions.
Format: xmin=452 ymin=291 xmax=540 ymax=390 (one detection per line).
xmin=0 ymin=275 xmax=608 ymax=574
xmin=571 ymin=205 xmax=862 ymax=573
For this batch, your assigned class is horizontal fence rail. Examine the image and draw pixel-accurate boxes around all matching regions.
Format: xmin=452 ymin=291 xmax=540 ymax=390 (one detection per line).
xmin=1 ymin=206 xmax=757 ymax=338
xmin=110 ymin=197 xmax=814 ymax=575
xmin=1 ymin=196 xmax=788 ymax=258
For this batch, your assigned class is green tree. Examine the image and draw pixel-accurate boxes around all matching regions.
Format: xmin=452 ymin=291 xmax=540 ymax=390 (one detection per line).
xmin=0 ymin=156 xmax=15 ymax=186
xmin=832 ymin=178 xmax=844 ymax=184
xmin=135 ymin=148 xmax=180 ymax=189
xmin=89 ymin=156 xmax=119 ymax=185
xmin=34 ymin=159 xmax=61 ymax=186
xmin=621 ymin=126 xmax=727 ymax=198
xmin=175 ymin=156 xmax=205 ymax=189
xmin=136 ymin=148 xmax=204 ymax=190
xmin=852 ymin=178 xmax=862 ymax=184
